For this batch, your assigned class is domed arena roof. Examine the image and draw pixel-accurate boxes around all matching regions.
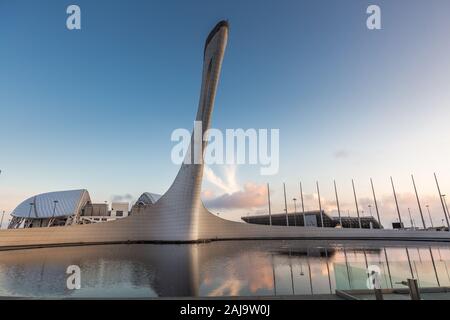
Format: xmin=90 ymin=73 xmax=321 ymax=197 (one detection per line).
xmin=135 ymin=192 xmax=162 ymax=206
xmin=12 ymin=189 xmax=91 ymax=219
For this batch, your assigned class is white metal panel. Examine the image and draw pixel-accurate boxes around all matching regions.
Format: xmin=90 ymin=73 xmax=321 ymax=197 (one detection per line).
xmin=11 ymin=190 xmax=90 ymax=219
xmin=136 ymin=192 xmax=162 ymax=205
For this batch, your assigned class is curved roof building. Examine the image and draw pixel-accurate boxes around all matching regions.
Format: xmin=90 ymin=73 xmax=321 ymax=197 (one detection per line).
xmin=135 ymin=192 xmax=162 ymax=206
xmin=12 ymin=189 xmax=91 ymax=219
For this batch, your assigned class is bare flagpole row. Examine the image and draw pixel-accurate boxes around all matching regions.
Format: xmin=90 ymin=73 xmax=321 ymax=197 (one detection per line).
xmin=263 ymin=174 xmax=449 ymax=232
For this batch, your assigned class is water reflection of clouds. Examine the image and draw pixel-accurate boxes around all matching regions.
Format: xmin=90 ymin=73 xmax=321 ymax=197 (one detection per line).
xmin=1 ymin=241 xmax=450 ymax=298
xmin=201 ymin=252 xmax=274 ymax=296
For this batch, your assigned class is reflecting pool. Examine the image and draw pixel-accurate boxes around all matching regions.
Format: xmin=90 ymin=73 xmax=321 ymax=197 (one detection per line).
xmin=0 ymin=240 xmax=449 ymax=298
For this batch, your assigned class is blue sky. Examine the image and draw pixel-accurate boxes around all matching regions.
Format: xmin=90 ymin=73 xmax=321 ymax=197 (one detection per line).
xmin=1 ymin=0 xmax=450 ymax=227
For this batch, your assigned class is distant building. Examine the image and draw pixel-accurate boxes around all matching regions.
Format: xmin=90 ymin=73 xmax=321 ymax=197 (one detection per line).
xmin=9 ymin=190 xmax=136 ymax=229
xmin=134 ymin=192 xmax=161 ymax=207
xmin=80 ymin=202 xmax=115 ymax=224
xmin=392 ymin=222 xmax=404 ymax=229
xmin=111 ymin=202 xmax=129 ymax=218
xmin=242 ymin=210 xmax=382 ymax=229
xmin=82 ymin=203 xmax=109 ymax=217
xmin=9 ymin=190 xmax=91 ymax=228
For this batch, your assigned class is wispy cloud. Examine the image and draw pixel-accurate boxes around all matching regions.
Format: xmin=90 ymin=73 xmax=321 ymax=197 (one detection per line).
xmin=333 ymin=149 xmax=350 ymax=159
xmin=202 ymin=165 xmax=268 ymax=210
xmin=111 ymin=193 xmax=134 ymax=202
xmin=204 ymin=183 xmax=267 ymax=210
xmin=203 ymin=165 xmax=240 ymax=194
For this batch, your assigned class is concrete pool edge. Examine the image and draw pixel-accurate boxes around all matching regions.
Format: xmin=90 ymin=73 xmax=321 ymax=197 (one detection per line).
xmin=2 ymin=235 xmax=450 ymax=252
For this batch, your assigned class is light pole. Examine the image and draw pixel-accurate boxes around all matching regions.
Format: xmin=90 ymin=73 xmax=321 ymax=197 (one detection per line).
xmin=352 ymin=179 xmax=362 ymax=229
xmin=434 ymin=173 xmax=449 ymax=230
xmin=442 ymin=195 xmax=450 ymax=222
xmin=426 ymin=205 xmax=434 ymax=228
xmin=28 ymin=202 xmax=34 ymax=218
xmin=370 ymin=178 xmax=382 ymax=228
xmin=283 ymin=183 xmax=289 ymax=226
xmin=0 ymin=210 xmax=4 ymax=230
xmin=52 ymin=200 xmax=59 ymax=218
xmin=317 ymin=181 xmax=324 ymax=228
xmin=26 ymin=202 xmax=34 ymax=228
xmin=390 ymin=176 xmax=403 ymax=226
xmin=267 ymin=183 xmax=272 ymax=226
xmin=408 ymin=208 xmax=414 ymax=229
xmin=368 ymin=205 xmax=373 ymax=218
xmin=293 ymin=198 xmax=298 ymax=226
xmin=334 ymin=180 xmax=342 ymax=226
xmin=361 ymin=210 xmax=366 ymax=228
xmin=300 ymin=181 xmax=305 ymax=226
xmin=50 ymin=200 xmax=58 ymax=227
xmin=411 ymin=174 xmax=426 ymax=229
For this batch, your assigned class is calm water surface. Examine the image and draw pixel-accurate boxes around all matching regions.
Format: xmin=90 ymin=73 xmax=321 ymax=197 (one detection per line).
xmin=1 ymin=240 xmax=450 ymax=298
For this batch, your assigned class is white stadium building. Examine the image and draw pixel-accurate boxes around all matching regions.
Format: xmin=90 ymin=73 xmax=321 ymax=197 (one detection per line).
xmin=8 ymin=189 xmax=160 ymax=229
xmin=9 ymin=190 xmax=91 ymax=229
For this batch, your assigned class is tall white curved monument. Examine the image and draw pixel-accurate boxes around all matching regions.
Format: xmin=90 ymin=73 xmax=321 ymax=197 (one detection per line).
xmin=1 ymin=21 xmax=450 ymax=249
